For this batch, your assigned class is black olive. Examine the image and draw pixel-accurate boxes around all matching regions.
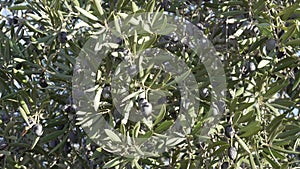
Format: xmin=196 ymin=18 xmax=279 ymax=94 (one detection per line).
xmin=228 ymin=147 xmax=237 ymax=160
xmin=16 ymin=63 xmax=22 ymax=70
xmin=39 ymin=77 xmax=48 ymax=88
xmin=1 ymin=113 xmax=10 ymax=123
xmin=56 ymin=125 xmax=64 ymax=130
xmin=49 ymin=139 xmax=58 ymax=148
xmin=9 ymin=16 xmax=18 ymax=25
xmin=221 ymin=162 xmax=229 ymax=169
xmin=160 ymin=0 xmax=171 ymax=11
xmin=102 ymin=85 xmax=111 ymax=99
xmin=277 ymin=51 xmax=284 ymax=59
xmin=241 ymin=64 xmax=250 ymax=77
xmin=68 ymin=130 xmax=78 ymax=143
xmin=58 ymin=31 xmax=67 ymax=43
xmin=225 ymin=125 xmax=235 ymax=138
xmin=64 ymin=142 xmax=71 ymax=154
xmin=33 ymin=123 xmax=43 ymax=137
xmin=64 ymin=104 xmax=77 ymax=114
xmin=266 ymin=39 xmax=276 ymax=51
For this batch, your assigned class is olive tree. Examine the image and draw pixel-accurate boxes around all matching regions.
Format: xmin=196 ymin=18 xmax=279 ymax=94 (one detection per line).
xmin=0 ymin=0 xmax=299 ymax=168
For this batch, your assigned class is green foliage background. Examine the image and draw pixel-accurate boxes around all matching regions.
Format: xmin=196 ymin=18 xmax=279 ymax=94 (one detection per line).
xmin=0 ymin=0 xmax=299 ymax=168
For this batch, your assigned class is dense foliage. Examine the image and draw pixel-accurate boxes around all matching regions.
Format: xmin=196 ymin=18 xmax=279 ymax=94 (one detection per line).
xmin=0 ymin=0 xmax=299 ymax=168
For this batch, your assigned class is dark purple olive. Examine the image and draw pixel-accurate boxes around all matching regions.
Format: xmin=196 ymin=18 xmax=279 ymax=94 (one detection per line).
xmin=39 ymin=77 xmax=48 ymax=88
xmin=225 ymin=125 xmax=234 ymax=138
xmin=9 ymin=16 xmax=18 ymax=25
xmin=221 ymin=162 xmax=229 ymax=169
xmin=68 ymin=130 xmax=78 ymax=143
xmin=102 ymin=85 xmax=111 ymax=99
xmin=56 ymin=125 xmax=64 ymax=130
xmin=49 ymin=139 xmax=58 ymax=148
xmin=15 ymin=63 xmax=22 ymax=70
xmin=58 ymin=31 xmax=67 ymax=43
xmin=64 ymin=104 xmax=77 ymax=114
xmin=277 ymin=51 xmax=284 ymax=59
xmin=64 ymin=142 xmax=71 ymax=154
xmin=1 ymin=113 xmax=10 ymax=123
xmin=160 ymin=0 xmax=171 ymax=10
xmin=266 ymin=39 xmax=276 ymax=51
xmin=228 ymin=147 xmax=237 ymax=160
xmin=33 ymin=123 xmax=43 ymax=137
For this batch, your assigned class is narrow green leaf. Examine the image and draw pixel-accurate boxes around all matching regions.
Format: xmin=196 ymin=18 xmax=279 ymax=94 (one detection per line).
xmin=166 ymin=69 xmax=191 ymax=86
xmin=9 ymin=5 xmax=28 ymax=10
xmin=273 ymin=56 xmax=298 ymax=72
xmin=237 ymin=110 xmax=254 ymax=123
xmin=131 ymin=1 xmax=139 ymax=12
xmin=191 ymin=120 xmax=204 ymax=135
xmin=235 ymin=87 xmax=244 ymax=97
xmin=166 ymin=137 xmax=185 ymax=147
xmin=270 ymin=98 xmax=295 ymax=110
xmin=19 ymin=107 xmax=30 ymax=126
xmin=153 ymin=104 xmax=166 ymax=126
xmin=132 ymin=159 xmax=143 ymax=169
xmin=154 ymin=120 xmax=174 ymax=133
xmin=20 ymin=100 xmax=30 ymax=115
xmin=122 ymin=90 xmax=142 ymax=103
xmin=30 ymin=137 xmax=40 ymax=150
xmin=281 ymin=24 xmax=296 ymax=42
xmin=222 ymin=10 xmax=246 ymax=17
xmin=286 ymin=38 xmax=300 ymax=47
xmin=104 ymin=129 xmax=122 ymax=142
xmin=132 ymin=121 xmax=141 ymax=138
xmin=271 ymin=145 xmax=300 ymax=154
xmin=249 ymin=153 xmax=256 ymax=169
xmin=146 ymin=0 xmax=155 ymax=12
xmin=75 ymin=6 xmax=98 ymax=21
xmin=277 ymin=127 xmax=300 ymax=139
xmin=264 ymin=80 xmax=288 ymax=98
xmin=26 ymin=13 xmax=42 ymax=21
xmin=292 ymin=70 xmax=300 ymax=90
xmin=279 ymin=3 xmax=299 ymax=20
xmin=262 ymin=152 xmax=280 ymax=168
xmin=113 ymin=14 xmax=121 ymax=34
xmin=103 ymin=157 xmax=123 ymax=168
xmin=207 ymin=141 xmax=228 ymax=150
xmin=239 ymin=121 xmax=262 ymax=137
xmin=257 ymin=60 xmax=270 ymax=69
xmin=235 ymin=135 xmax=251 ymax=154
xmin=40 ymin=130 xmax=65 ymax=144
xmin=94 ymin=88 xmax=102 ymax=111
xmin=93 ymin=0 xmax=104 ymax=15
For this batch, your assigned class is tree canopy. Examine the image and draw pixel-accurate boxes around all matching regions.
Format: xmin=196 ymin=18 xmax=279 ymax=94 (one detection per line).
xmin=0 ymin=0 xmax=299 ymax=168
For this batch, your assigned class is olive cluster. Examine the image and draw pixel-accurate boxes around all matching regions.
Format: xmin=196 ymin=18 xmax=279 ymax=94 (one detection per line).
xmin=221 ymin=124 xmax=238 ymax=168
